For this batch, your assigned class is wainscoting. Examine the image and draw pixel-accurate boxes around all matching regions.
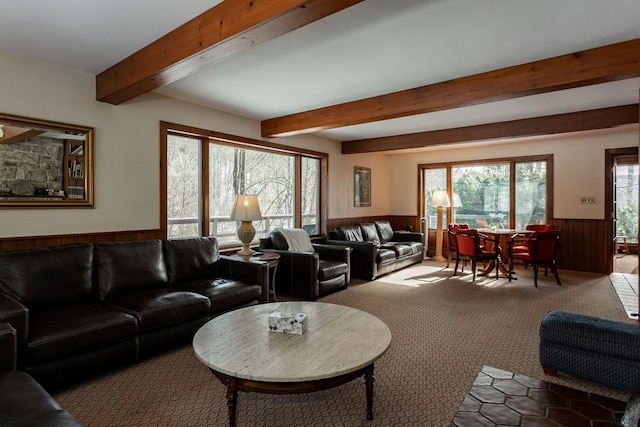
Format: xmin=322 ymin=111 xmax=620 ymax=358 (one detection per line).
xmin=0 ymin=217 xmax=614 ymax=274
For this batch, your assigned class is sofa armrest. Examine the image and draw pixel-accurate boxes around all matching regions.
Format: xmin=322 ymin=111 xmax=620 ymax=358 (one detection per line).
xmin=219 ymin=255 xmax=270 ymax=302
xmin=262 ymin=249 xmax=320 ymax=299
xmin=0 ymin=293 xmax=27 ymax=369
xmin=0 ymin=323 xmax=17 ymax=371
xmin=325 ymin=239 xmax=378 ymax=280
xmin=392 ymin=231 xmax=424 ymax=242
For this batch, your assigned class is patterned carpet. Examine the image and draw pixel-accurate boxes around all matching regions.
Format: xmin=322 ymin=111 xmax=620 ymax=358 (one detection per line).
xmin=53 ymin=262 xmax=633 ymax=426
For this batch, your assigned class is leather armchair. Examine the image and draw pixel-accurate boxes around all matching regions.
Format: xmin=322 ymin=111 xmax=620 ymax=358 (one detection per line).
xmin=259 ymin=229 xmax=351 ymax=300
xmin=0 ymin=323 xmax=82 ymax=426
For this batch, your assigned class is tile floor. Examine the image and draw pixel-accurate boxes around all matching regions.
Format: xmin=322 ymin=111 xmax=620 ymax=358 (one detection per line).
xmin=610 ymin=272 xmax=639 ymax=319
xmin=451 ymin=366 xmax=627 ymax=426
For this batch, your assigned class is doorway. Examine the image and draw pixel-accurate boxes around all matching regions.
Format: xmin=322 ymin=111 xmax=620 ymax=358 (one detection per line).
xmin=611 ymin=150 xmax=638 ymax=274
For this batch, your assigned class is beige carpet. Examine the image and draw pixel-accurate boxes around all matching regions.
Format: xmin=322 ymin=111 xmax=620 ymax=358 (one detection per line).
xmin=54 ymin=262 xmax=633 ymax=427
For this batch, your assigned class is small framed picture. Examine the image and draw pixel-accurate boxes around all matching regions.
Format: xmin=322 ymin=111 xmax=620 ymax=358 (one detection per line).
xmin=354 ymin=166 xmax=371 ymax=207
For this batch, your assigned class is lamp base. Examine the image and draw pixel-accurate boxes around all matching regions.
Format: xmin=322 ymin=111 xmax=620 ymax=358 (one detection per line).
xmin=236 ymin=221 xmax=256 ymax=257
xmin=431 ymin=255 xmax=447 ymax=262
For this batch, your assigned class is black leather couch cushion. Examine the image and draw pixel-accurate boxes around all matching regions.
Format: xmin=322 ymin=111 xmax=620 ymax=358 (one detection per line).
xmin=359 ymin=223 xmax=381 ymax=245
xmin=269 ymin=230 xmax=289 ymax=250
xmin=377 ymin=248 xmax=397 ymax=264
xmin=375 ymin=221 xmax=395 ymax=243
xmin=0 ymin=371 xmax=82 ymax=426
xmin=0 ymin=243 xmax=95 ymax=308
xmin=27 ymin=302 xmax=137 ymax=365
xmin=104 ymin=288 xmax=210 ymax=331
xmin=338 ymin=225 xmax=363 ymax=242
xmin=96 ymin=240 xmax=168 ymax=299
xmin=177 ymin=278 xmax=261 ymax=314
xmin=164 ymin=237 xmax=221 ymax=285
xmin=382 ymin=243 xmax=413 ymax=257
xmin=318 ymin=260 xmax=350 ymax=281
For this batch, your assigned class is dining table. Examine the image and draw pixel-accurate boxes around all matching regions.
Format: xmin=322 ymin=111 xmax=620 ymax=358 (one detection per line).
xmin=476 ymin=228 xmax=533 ymax=279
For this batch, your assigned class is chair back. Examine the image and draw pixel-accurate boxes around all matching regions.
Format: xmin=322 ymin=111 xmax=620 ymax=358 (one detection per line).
xmin=455 ymin=229 xmax=481 ymax=257
xmin=526 ymin=224 xmax=553 ymax=232
xmin=448 ymin=223 xmax=469 ymax=250
xmin=531 ymin=230 xmax=560 ymax=262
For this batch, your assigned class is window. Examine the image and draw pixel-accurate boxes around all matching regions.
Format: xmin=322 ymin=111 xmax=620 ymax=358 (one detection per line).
xmin=161 ymin=122 xmax=326 ymax=245
xmin=420 ymin=156 xmax=551 ymax=229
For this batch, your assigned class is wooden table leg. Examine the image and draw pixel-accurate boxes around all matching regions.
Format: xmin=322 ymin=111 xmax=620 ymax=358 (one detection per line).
xmin=226 ymin=376 xmax=238 ymax=427
xmin=365 ymin=363 xmax=375 ymax=420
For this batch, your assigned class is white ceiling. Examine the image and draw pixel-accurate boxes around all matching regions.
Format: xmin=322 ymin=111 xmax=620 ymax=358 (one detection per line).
xmin=1 ymin=0 xmax=639 ymax=144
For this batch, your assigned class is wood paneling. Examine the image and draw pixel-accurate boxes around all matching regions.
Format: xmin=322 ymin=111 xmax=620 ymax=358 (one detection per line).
xmin=0 ymin=218 xmax=610 ymax=274
xmin=262 ymin=38 xmax=640 ymax=138
xmin=0 ymin=229 xmax=163 ymax=251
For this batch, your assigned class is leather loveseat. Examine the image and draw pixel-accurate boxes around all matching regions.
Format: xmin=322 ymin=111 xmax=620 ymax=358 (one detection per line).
xmin=327 ymin=220 xmax=424 ymax=280
xmin=0 ymin=322 xmax=82 ymax=426
xmin=0 ymin=236 xmax=268 ymax=391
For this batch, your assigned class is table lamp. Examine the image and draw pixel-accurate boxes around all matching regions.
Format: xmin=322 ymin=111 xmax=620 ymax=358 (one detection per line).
xmin=231 ymin=194 xmax=262 ymax=256
xmin=430 ymin=190 xmax=451 ymax=262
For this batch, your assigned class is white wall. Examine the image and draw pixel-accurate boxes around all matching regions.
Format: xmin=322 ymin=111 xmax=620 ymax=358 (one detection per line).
xmin=1 ymin=51 xmax=636 ymax=238
xmin=0 ymin=52 xmax=345 ymax=238
xmin=387 ymin=125 xmax=639 ymax=219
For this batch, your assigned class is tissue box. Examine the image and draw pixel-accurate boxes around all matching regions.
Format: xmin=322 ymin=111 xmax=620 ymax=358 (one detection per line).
xmin=268 ymin=311 xmax=308 ymax=335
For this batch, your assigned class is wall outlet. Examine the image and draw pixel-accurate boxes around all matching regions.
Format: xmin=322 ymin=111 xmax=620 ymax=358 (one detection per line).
xmin=580 ymin=196 xmax=596 ymax=204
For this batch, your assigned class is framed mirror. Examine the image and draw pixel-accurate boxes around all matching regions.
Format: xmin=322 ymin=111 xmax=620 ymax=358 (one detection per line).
xmin=0 ymin=112 xmax=94 ymax=208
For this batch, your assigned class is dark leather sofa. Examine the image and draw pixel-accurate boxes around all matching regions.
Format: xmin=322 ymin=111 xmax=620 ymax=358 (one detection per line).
xmin=327 ymin=220 xmax=424 ymax=280
xmin=0 ymin=322 xmax=82 ymax=426
xmin=0 ymin=237 xmax=268 ymax=391
xmin=259 ymin=229 xmax=351 ymax=300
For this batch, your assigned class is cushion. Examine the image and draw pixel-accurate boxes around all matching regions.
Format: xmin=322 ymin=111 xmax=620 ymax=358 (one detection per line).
xmin=377 ymin=248 xmax=397 ymax=264
xmin=359 ymin=223 xmax=380 ymax=245
xmin=0 ymin=243 xmax=95 ymax=308
xmin=338 ymin=226 xmax=363 ymax=242
xmin=104 ymin=288 xmax=210 ymax=331
xmin=164 ymin=237 xmax=220 ymax=285
xmin=318 ymin=260 xmax=349 ymax=281
xmin=381 ymin=243 xmax=413 ymax=257
xmin=374 ymin=221 xmax=395 ymax=243
xmin=177 ymin=278 xmax=261 ymax=314
xmin=276 ymin=228 xmax=314 ymax=252
xmin=270 ymin=230 xmax=289 ymax=250
xmin=26 ymin=303 xmax=137 ymax=364
xmin=96 ymin=240 xmax=169 ymax=300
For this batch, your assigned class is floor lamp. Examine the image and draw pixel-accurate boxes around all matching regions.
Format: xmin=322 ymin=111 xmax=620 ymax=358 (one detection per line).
xmin=231 ymin=194 xmax=262 ymax=257
xmin=430 ymin=190 xmax=451 ymax=262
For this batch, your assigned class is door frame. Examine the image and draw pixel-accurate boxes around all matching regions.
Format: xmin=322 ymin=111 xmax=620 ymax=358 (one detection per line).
xmin=605 ymin=146 xmax=639 ymax=273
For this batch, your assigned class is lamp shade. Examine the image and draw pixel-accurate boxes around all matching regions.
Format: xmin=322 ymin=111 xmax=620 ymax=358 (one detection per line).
xmin=230 ymin=195 xmax=262 ymax=221
xmin=430 ymin=190 xmax=451 ymax=207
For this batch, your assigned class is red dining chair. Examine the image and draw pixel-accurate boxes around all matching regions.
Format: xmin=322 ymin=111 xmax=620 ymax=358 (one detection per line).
xmin=454 ymin=229 xmax=499 ymax=281
xmin=511 ymin=224 xmax=554 ymax=256
xmin=446 ymin=223 xmax=469 ymax=269
xmin=509 ymin=230 xmax=561 ymax=287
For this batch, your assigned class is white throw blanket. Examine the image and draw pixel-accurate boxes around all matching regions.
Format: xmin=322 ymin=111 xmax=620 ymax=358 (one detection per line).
xmin=277 ymin=228 xmax=314 ymax=252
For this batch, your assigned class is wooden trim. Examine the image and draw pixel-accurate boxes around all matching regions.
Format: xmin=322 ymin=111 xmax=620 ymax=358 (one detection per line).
xmin=262 ymin=39 xmax=640 ymax=138
xmin=0 ymin=229 xmax=163 ymax=251
xmin=342 ymin=104 xmax=639 ymax=154
xmin=96 ymin=0 xmax=364 ymax=104
xmin=160 ymin=121 xmax=329 ymax=237
xmin=159 ymin=122 xmax=169 ymax=239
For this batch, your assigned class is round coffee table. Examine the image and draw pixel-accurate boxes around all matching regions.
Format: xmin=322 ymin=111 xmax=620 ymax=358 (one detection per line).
xmin=192 ymin=302 xmax=391 ymax=426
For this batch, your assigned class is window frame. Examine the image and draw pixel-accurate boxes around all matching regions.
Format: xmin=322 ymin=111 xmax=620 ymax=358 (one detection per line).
xmin=418 ymin=154 xmax=553 ymax=228
xmin=160 ymin=122 xmax=328 ymax=244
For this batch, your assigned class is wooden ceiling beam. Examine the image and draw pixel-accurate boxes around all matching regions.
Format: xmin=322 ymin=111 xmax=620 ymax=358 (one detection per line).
xmin=96 ymin=0 xmax=364 ymax=105
xmin=0 ymin=126 xmax=43 ymax=145
xmin=262 ymin=38 xmax=640 ymax=138
xmin=341 ymin=104 xmax=639 ymax=154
